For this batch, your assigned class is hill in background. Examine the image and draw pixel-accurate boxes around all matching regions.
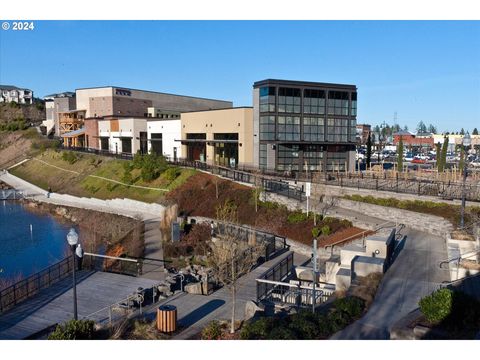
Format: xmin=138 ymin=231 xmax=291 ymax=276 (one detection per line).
xmin=0 ymin=100 xmax=46 ymax=126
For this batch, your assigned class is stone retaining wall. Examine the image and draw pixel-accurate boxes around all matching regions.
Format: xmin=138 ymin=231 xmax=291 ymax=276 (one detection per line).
xmin=337 ymin=199 xmax=453 ymax=238
xmin=264 ymin=192 xmax=453 ymax=238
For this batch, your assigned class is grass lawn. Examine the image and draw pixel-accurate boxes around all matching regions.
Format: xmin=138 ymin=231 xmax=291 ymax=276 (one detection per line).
xmin=9 ymin=149 xmax=195 ymax=203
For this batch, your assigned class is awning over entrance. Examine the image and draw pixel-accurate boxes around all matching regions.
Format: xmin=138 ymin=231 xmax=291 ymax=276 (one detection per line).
xmin=61 ymin=128 xmax=85 ymax=138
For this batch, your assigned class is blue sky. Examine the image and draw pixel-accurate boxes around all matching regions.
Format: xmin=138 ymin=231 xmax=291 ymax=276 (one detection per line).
xmin=1 ymin=21 xmax=479 ymax=132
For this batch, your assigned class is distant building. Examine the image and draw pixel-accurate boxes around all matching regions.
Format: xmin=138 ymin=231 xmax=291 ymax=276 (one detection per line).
xmin=0 ymin=85 xmax=34 ymax=105
xmin=393 ymin=130 xmax=433 ymax=151
xmin=43 ymin=92 xmax=76 ymax=136
xmin=356 ymin=124 xmax=371 ymax=145
xmin=180 ymin=107 xmax=254 ymax=168
xmin=63 ymin=86 xmax=232 ymax=150
xmin=75 ymin=86 xmax=232 ymax=119
xmin=432 ymin=133 xmax=480 ymax=152
xmin=253 ymin=79 xmax=357 ymax=172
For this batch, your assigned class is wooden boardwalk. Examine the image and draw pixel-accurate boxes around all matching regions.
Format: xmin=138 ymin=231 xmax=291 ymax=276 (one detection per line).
xmin=0 ymin=271 xmax=158 ymax=339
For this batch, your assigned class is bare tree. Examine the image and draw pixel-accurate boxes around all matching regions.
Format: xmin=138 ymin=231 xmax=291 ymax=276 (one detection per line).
xmin=251 ymin=170 xmax=264 ymax=213
xmin=310 ymin=172 xmax=339 ymax=225
xmin=208 ymin=200 xmax=265 ymax=334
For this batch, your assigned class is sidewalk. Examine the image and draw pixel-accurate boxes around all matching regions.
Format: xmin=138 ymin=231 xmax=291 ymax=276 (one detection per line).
xmin=0 ymin=170 xmax=166 ymax=278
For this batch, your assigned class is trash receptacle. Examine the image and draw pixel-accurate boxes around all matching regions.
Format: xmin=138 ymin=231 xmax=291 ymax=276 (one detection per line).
xmin=157 ymin=305 xmax=177 ymax=333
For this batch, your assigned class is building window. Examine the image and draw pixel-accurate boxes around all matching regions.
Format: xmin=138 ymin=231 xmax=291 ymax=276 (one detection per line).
xmin=278 ymin=88 xmax=301 ymax=113
xmin=327 ymin=118 xmax=349 ymax=142
xmin=326 ymin=150 xmax=348 ymax=172
xmin=259 ymin=87 xmax=276 ymax=113
xmin=303 ymin=117 xmax=325 ymax=141
xmin=303 ymin=89 xmax=325 ymax=115
xmin=259 ymin=143 xmax=267 ymax=169
xmin=277 ymin=116 xmax=300 ymax=141
xmin=351 ymin=92 xmax=357 ymax=116
xmin=349 ymin=119 xmax=357 ymax=143
xmin=328 ymin=91 xmax=349 ymax=116
xmin=303 ymin=144 xmax=324 ymax=171
xmin=277 ymin=144 xmax=300 ymax=171
xmin=260 ymin=115 xmax=275 ymax=141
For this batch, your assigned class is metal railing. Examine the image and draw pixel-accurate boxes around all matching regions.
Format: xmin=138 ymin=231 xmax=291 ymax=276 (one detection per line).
xmin=0 ymin=256 xmax=73 ymax=314
xmin=59 ymin=146 xmax=306 ymax=201
xmin=321 ymin=172 xmax=480 ymax=202
xmin=256 ymin=252 xmax=294 ymax=301
xmin=215 ymin=221 xmax=289 ymax=261
xmin=256 ymin=252 xmax=335 ymax=308
xmin=0 ymin=252 xmax=146 ymax=314
xmin=0 ymin=189 xmax=25 ymax=200
xmin=81 ymin=282 xmax=165 ymax=328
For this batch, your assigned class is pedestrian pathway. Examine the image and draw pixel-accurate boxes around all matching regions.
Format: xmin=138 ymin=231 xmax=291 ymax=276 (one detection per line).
xmin=146 ymin=251 xmax=310 ymax=340
xmin=331 ymin=228 xmax=450 ymax=339
xmin=0 ymin=271 xmax=158 ymax=340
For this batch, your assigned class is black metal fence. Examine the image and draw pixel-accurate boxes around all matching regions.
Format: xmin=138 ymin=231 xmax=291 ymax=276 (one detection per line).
xmin=0 ymin=256 xmax=73 ymax=314
xmin=215 ymin=222 xmax=289 ymax=261
xmin=323 ymin=172 xmax=480 ymax=202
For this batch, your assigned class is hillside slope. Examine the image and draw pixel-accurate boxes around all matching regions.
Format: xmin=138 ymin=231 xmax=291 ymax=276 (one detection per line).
xmin=0 ymin=102 xmax=45 ymax=125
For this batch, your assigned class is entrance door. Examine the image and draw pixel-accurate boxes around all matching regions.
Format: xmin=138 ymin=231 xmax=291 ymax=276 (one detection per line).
xmin=100 ymin=137 xmax=109 ymax=151
xmin=121 ymin=138 xmax=132 ymax=154
xmin=139 ymin=132 xmax=148 ymax=154
xmin=150 ymin=133 xmax=163 ymax=155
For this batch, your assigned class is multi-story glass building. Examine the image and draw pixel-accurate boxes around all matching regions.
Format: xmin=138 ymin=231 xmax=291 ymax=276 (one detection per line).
xmin=253 ymin=79 xmax=357 ymax=173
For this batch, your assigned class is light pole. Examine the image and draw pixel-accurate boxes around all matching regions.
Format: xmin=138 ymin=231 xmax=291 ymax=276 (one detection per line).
xmin=66 ymin=228 xmax=79 ymax=320
xmin=460 ymin=133 xmax=471 ymax=229
xmin=311 ymin=238 xmax=318 ymax=313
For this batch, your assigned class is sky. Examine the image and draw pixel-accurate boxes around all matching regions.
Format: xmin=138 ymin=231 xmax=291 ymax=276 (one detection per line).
xmin=1 ymin=20 xmax=479 ymax=132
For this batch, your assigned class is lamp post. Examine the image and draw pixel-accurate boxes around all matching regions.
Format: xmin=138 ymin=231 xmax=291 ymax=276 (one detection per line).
xmin=460 ymin=132 xmax=471 ymax=229
xmin=311 ymin=238 xmax=318 ymax=313
xmin=66 ymin=228 xmax=79 ymax=320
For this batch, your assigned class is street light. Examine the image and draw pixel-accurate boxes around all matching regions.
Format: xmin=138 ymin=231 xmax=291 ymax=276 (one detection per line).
xmin=66 ymin=228 xmax=79 ymax=320
xmin=460 ymin=132 xmax=471 ymax=229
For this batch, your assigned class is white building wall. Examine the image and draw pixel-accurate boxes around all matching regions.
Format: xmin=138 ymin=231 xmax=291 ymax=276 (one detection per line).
xmin=97 ymin=118 xmax=147 ymax=154
xmin=147 ymin=119 xmax=182 ymax=159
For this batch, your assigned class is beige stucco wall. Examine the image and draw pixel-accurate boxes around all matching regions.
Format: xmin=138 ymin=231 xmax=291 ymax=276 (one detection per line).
xmin=180 ymin=108 xmax=254 ymax=166
xmin=76 ymin=88 xmax=113 ymax=118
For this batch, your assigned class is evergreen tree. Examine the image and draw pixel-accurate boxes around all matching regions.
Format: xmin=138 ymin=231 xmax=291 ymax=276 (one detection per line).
xmin=440 ymin=136 xmax=449 ymax=173
xmin=427 ymin=124 xmax=437 ymax=134
xmin=416 ymin=121 xmax=427 ymax=133
xmin=435 ymin=142 xmax=442 ymax=172
xmin=366 ymin=132 xmax=372 ymax=168
xmin=472 ymin=128 xmax=478 ymax=135
xmin=403 ymin=125 xmax=409 ymax=131
xmin=460 ymin=128 xmax=465 ymax=135
xmin=397 ymin=136 xmax=404 ymax=172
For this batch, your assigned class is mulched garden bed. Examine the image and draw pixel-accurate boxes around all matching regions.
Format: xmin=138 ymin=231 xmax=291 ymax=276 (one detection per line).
xmin=166 ymin=172 xmax=367 ymax=247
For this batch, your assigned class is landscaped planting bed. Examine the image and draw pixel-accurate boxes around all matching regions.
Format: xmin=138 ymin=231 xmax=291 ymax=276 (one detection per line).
xmin=166 ymin=173 xmax=364 ymax=247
